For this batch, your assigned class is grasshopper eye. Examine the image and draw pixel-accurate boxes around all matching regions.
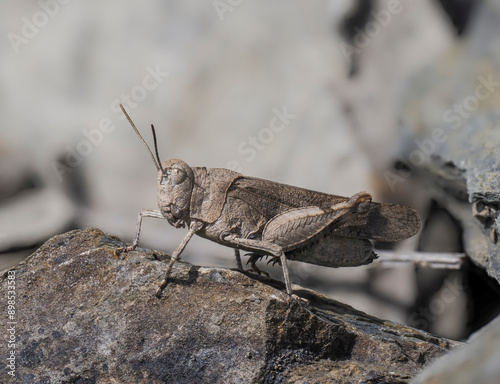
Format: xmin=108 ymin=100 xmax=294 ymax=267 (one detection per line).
xmin=160 ymin=166 xmax=187 ymax=186
xmin=170 ymin=167 xmax=186 ymax=185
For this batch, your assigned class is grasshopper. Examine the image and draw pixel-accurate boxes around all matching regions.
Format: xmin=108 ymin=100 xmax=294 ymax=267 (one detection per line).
xmin=116 ymin=105 xmax=421 ymax=300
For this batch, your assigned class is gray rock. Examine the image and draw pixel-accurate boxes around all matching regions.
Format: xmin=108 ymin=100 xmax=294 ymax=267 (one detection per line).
xmin=1 ymin=228 xmax=461 ymax=383
xmin=396 ymin=0 xmax=500 ymax=285
xmin=411 ymin=314 xmax=500 ymax=384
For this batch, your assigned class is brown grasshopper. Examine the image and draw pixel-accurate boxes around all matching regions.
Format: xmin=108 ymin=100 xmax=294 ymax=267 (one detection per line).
xmin=116 ymin=105 xmax=421 ymax=300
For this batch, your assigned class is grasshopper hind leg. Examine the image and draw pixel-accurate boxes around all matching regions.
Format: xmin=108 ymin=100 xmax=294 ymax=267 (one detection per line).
xmin=221 ymin=234 xmax=304 ymax=302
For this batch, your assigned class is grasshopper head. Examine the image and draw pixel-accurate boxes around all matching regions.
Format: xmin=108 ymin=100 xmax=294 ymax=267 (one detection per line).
xmin=157 ymin=159 xmax=194 ymax=228
xmin=117 ymin=105 xmax=195 ymax=228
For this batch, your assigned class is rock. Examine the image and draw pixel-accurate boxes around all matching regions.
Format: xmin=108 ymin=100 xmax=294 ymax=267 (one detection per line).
xmin=1 ymin=228 xmax=461 ymax=383
xmin=410 ymin=314 xmax=500 ymax=384
xmin=395 ymin=0 xmax=500 ymax=285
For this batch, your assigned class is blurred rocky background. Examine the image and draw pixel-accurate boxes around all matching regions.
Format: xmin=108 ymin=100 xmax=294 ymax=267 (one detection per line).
xmin=1 ymin=0 xmax=499 ymax=347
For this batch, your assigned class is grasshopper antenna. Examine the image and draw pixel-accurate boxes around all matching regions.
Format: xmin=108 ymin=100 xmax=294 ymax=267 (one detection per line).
xmin=119 ymin=104 xmax=161 ymax=172
xmin=150 ymin=124 xmax=164 ymax=173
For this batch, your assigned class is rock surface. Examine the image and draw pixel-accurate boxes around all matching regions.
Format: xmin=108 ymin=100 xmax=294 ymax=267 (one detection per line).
xmin=411 ymin=314 xmax=500 ymax=384
xmin=1 ymin=228 xmax=461 ymax=383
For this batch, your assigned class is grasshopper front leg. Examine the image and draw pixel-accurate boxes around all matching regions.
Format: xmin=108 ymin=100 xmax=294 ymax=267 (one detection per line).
xmin=156 ymin=220 xmax=203 ymax=298
xmin=115 ymin=209 xmax=165 ymax=255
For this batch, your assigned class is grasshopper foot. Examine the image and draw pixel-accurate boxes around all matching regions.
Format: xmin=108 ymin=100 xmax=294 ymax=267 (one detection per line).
xmin=245 ymin=253 xmax=271 ymax=278
xmin=113 ymin=245 xmax=136 ymax=258
xmin=290 ymin=294 xmax=309 ymax=305
xmin=155 ymin=280 xmax=168 ymax=298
